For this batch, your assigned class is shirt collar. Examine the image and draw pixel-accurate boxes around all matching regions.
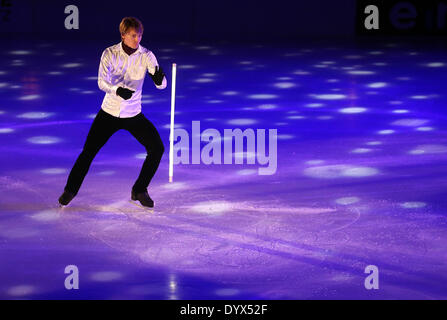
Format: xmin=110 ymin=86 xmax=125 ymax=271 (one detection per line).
xmin=119 ymin=41 xmax=143 ymax=55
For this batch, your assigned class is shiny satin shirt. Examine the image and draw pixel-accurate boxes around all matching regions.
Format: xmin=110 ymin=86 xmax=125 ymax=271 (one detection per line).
xmin=98 ymin=41 xmax=167 ymax=118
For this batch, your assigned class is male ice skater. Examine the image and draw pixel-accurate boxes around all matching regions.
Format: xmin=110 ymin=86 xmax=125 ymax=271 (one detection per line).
xmin=58 ymin=17 xmax=167 ymax=208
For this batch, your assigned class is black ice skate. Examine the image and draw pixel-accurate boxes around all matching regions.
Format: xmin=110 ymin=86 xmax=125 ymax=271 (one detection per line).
xmin=58 ymin=190 xmax=75 ymax=206
xmin=131 ymin=190 xmax=154 ymax=208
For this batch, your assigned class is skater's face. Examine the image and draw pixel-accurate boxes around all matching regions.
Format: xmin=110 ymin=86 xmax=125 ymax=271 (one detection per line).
xmin=121 ymin=28 xmax=142 ymax=49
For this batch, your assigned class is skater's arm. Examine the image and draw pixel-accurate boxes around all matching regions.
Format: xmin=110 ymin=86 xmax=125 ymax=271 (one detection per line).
xmin=98 ymin=49 xmax=120 ymax=95
xmin=147 ymin=51 xmax=167 ymax=90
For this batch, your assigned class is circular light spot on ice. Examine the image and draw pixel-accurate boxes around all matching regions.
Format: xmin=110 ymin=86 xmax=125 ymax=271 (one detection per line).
xmin=392 ymin=119 xmax=429 ymax=127
xmin=278 ymin=76 xmax=293 ymax=80
xmin=0 ymin=82 xmax=8 ymax=88
xmin=61 ymin=63 xmax=82 ymax=68
xmin=293 ymin=70 xmax=311 ymax=75
xmin=367 ymin=82 xmax=387 ymax=88
xmin=342 ymin=167 xmax=379 ymax=177
xmin=335 ymin=197 xmax=360 ymax=205
xmin=377 ymin=129 xmax=395 ymax=135
xmin=392 ymin=109 xmax=409 ymax=114
xmin=347 ymin=70 xmax=375 ymax=75
xmin=410 ymin=95 xmax=429 ymax=100
xmin=248 ymin=94 xmax=278 ymax=100
xmin=409 ymin=144 xmax=447 ymax=155
xmin=426 ymin=62 xmax=445 ymax=67
xmin=366 ymin=141 xmax=382 ymax=146
xmin=287 ymin=115 xmax=306 ymax=119
xmin=400 ymin=202 xmax=426 ymax=208
xmin=303 ymin=164 xmax=379 ymax=179
xmin=178 ymin=65 xmax=197 ymax=69
xmin=227 ymin=118 xmax=257 ymax=125
xmin=215 ymin=288 xmax=240 ymax=296
xmin=339 ymin=107 xmax=367 ymax=114
xmin=90 ymin=271 xmax=123 ymax=282
xmin=7 ymin=285 xmax=35 ymax=297
xmin=305 ymin=103 xmax=324 ymax=108
xmin=10 ymin=50 xmax=32 ymax=55
xmin=30 ymin=210 xmax=60 ymax=222
xmin=195 ymin=78 xmax=214 ymax=83
xmin=311 ymin=94 xmax=347 ymax=100
xmin=258 ymin=104 xmax=277 ymax=110
xmin=221 ymin=91 xmax=238 ymax=96
xmin=236 ymin=169 xmax=257 ymax=175
xmin=351 ymin=148 xmax=372 ymax=154
xmin=273 ymin=82 xmax=296 ymax=89
xmin=0 ymin=128 xmax=14 ymax=133
xmin=19 ymin=94 xmax=40 ymax=101
xmin=27 ymin=136 xmax=61 ymax=144
xmin=190 ymin=201 xmax=232 ymax=215
xmin=416 ymin=126 xmax=434 ymax=131
xmin=40 ymin=168 xmax=66 ymax=175
xmin=18 ymin=112 xmax=54 ymax=119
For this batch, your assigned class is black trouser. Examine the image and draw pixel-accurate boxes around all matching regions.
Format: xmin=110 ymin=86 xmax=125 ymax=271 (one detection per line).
xmin=64 ymin=109 xmax=165 ymax=196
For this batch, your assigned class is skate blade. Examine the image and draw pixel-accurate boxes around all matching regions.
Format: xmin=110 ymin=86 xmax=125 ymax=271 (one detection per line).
xmin=129 ymin=199 xmax=155 ymax=213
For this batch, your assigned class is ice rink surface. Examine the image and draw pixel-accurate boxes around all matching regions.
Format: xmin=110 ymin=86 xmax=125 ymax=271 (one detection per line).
xmin=0 ymin=38 xmax=446 ymax=299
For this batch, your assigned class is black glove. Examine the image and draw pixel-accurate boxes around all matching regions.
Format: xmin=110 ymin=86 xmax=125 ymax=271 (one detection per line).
xmin=116 ymin=87 xmax=134 ymax=100
xmin=151 ymin=65 xmax=165 ymax=86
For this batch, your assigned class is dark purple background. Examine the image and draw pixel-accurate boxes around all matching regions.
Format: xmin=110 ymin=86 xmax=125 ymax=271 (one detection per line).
xmin=0 ymin=0 xmax=355 ymax=41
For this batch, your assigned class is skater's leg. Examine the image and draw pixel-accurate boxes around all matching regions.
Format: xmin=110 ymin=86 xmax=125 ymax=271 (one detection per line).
xmin=64 ymin=109 xmax=119 ymax=196
xmin=125 ymin=113 xmax=165 ymax=194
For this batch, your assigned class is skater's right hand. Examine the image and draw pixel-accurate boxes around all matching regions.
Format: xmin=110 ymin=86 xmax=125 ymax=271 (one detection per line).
xmin=116 ymin=87 xmax=135 ymax=100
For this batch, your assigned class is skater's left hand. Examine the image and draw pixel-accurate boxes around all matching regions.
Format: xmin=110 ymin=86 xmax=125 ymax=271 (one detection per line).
xmin=151 ymin=65 xmax=165 ymax=86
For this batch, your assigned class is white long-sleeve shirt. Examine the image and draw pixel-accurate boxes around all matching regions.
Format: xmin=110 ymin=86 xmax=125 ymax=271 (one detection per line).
xmin=98 ymin=41 xmax=167 ymax=118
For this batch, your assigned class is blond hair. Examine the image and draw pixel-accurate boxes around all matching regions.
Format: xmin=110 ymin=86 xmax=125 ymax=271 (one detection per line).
xmin=119 ymin=17 xmax=144 ymax=37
